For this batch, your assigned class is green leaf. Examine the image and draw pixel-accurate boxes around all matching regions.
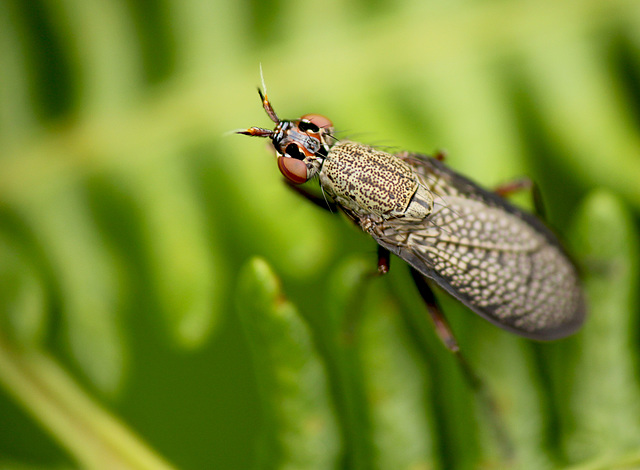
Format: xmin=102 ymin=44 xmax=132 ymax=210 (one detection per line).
xmin=561 ymin=191 xmax=640 ymax=463
xmin=359 ymin=283 xmax=436 ymax=470
xmin=1 ymin=0 xmax=639 ymax=467
xmin=236 ymin=257 xmax=341 ymax=470
xmin=121 ymin=152 xmax=224 ymax=348
xmin=0 ymin=234 xmax=47 ymax=347
xmin=20 ymin=188 xmax=127 ymax=395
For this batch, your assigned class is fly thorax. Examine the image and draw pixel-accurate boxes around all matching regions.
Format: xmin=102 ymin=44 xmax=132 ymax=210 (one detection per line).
xmin=320 ymin=141 xmax=426 ymax=218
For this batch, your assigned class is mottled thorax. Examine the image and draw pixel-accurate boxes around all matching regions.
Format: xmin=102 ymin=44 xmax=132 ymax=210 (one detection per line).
xmin=320 ymin=142 xmax=420 ymax=218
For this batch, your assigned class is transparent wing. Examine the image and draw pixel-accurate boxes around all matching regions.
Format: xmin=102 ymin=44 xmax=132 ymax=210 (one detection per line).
xmin=372 ymin=152 xmax=585 ymax=340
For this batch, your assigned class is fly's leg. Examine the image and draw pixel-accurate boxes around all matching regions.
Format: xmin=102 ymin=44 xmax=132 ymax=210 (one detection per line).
xmin=493 ymin=177 xmax=546 ymax=220
xmin=408 ymin=269 xmax=488 ymax=408
xmin=338 ymin=246 xmax=392 ymax=341
xmin=285 ymin=192 xmax=393 ymax=336
xmin=409 ymin=268 xmax=462 ymax=354
xmin=376 ymin=246 xmax=391 ymax=275
xmin=409 ymin=268 xmax=514 ymax=459
xmin=286 ymin=187 xmax=391 ymax=277
xmin=284 ymin=180 xmax=338 ymax=212
xmin=433 ymin=150 xmax=447 ymax=161
xmin=336 ymin=246 xmax=394 ymax=345
xmin=286 ymin=180 xmax=389 ymax=277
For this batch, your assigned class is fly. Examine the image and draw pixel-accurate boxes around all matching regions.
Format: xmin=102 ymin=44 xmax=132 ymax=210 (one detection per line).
xmin=237 ymin=86 xmax=586 ymax=345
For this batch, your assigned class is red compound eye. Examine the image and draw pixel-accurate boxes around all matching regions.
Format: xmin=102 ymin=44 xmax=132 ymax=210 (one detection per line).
xmin=277 ymin=156 xmax=308 ymax=184
xmin=300 ymin=114 xmax=333 ymax=130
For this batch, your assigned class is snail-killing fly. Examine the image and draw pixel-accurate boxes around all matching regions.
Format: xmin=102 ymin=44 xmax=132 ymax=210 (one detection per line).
xmin=238 ymin=88 xmax=585 ymax=344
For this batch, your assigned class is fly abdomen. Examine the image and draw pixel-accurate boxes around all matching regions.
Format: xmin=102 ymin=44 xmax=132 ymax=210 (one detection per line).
xmin=371 ymin=153 xmax=585 ymax=340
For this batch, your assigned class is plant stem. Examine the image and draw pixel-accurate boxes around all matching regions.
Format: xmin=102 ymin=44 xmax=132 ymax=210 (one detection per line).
xmin=0 ymin=335 xmax=176 ymax=470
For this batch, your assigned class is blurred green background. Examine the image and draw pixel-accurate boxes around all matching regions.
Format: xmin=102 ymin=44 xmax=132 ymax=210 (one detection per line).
xmin=1 ymin=0 xmax=640 ymax=469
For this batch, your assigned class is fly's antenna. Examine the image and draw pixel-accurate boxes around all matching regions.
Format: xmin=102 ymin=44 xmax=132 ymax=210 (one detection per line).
xmin=236 ymin=126 xmax=274 ymax=138
xmin=259 ymin=64 xmax=280 ymax=124
xmin=259 ymin=63 xmax=267 ymax=96
xmin=235 ymin=65 xmax=280 ymax=137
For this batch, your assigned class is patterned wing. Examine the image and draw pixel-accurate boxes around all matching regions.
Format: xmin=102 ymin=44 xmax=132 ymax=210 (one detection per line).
xmin=371 ymin=152 xmax=585 ymax=340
